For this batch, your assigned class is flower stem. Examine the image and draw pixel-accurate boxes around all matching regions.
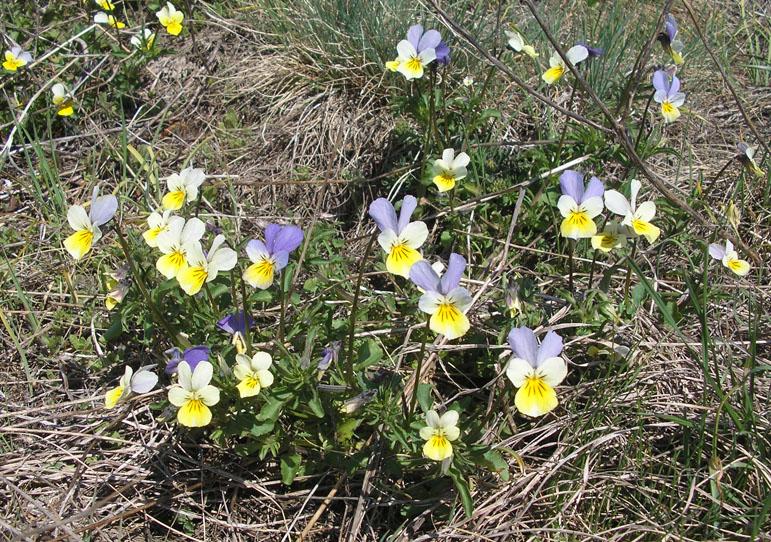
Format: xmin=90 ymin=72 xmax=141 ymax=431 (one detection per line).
xmin=555 ymin=83 xmax=578 ymax=167
xmin=409 ymin=316 xmax=432 ymax=418
xmin=345 ymin=231 xmax=378 ymax=388
xmin=113 ymin=222 xmax=190 ymax=349
xmin=203 ymin=282 xmax=216 ymax=310
xmin=567 ymin=239 xmax=576 ymax=293
xmin=623 ymin=238 xmax=639 ymax=305
xmin=587 ymin=248 xmax=598 ymax=289
xmin=634 ymin=90 xmax=656 ymax=152
xmin=236 ymin=266 xmax=253 ymax=355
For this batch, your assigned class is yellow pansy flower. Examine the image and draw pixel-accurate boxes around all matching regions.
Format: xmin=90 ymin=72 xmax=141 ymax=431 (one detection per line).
xmin=168 ymin=361 xmax=220 ymax=427
xmin=419 ymin=409 xmax=460 ymax=461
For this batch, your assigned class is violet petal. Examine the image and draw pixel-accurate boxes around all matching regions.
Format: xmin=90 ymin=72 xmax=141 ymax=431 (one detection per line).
xmin=508 ymin=326 xmax=538 ymax=365
xmin=369 ymin=198 xmax=399 ymax=233
xmin=272 ymin=225 xmax=303 ymax=254
xmin=439 ymin=253 xmax=466 ymax=295
xmin=559 ymin=170 xmax=584 ymax=203
xmin=409 ymin=260 xmax=441 ymax=293
xmin=536 ymin=331 xmax=563 ymax=366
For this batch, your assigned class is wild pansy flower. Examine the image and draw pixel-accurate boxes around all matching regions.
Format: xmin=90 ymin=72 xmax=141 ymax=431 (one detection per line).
xmin=143 ymin=209 xmax=174 ymax=247
xmin=162 ymin=167 xmax=205 ymax=210
xmin=243 ymin=224 xmax=304 ymax=289
xmin=105 ymin=277 xmax=129 ymax=309
xmin=341 ymin=390 xmax=376 ymax=414
xmin=130 ymin=29 xmax=156 ymax=50
xmin=3 ymin=46 xmax=32 ymax=72
xmin=542 ymin=45 xmax=589 ymax=84
xmin=462 ymin=76 xmax=474 ymax=87
xmin=165 ymin=345 xmax=210 ymax=375
xmin=652 ymin=70 xmax=685 ymax=123
xmin=168 ymin=361 xmax=219 ymax=427
xmin=658 ymin=14 xmax=684 ymax=65
xmin=94 ymin=11 xmax=126 ymax=28
xmin=505 ymin=282 xmax=521 ymax=317
xmin=505 ymin=29 xmax=538 ymax=59
xmin=104 ymin=365 xmax=158 ymax=409
xmin=577 ymin=42 xmax=603 ymax=59
xmin=217 ymin=311 xmax=254 ymax=354
xmin=392 ymin=29 xmax=438 ymax=80
xmin=709 ymin=240 xmax=750 ymax=276
xmin=432 ymin=148 xmax=470 ymax=193
xmin=52 ymin=83 xmax=75 ymax=116
xmin=318 ymin=341 xmax=341 ymax=371
xmin=369 ymin=195 xmax=428 ymax=278
xmin=386 ymin=25 xmax=448 ymax=74
xmin=419 ymin=409 xmax=460 ymax=461
xmin=557 ymin=170 xmax=604 ymax=240
xmin=591 ymin=220 xmax=628 ymax=253
xmin=233 ymin=352 xmax=274 ymax=398
xmin=105 ymin=264 xmax=130 ymax=307
xmin=177 ymin=234 xmax=238 ymax=295
xmin=157 ymin=2 xmax=184 ymax=36
xmin=155 ymin=216 xmax=205 ymax=279
xmin=506 ymin=327 xmax=567 ymax=417
xmin=64 ymin=186 xmax=118 ymax=260
xmin=409 ymin=253 xmax=473 ymax=340
xmin=95 ymin=0 xmax=115 ymax=10
xmin=737 ymin=143 xmax=765 ymax=177
xmin=604 ymin=179 xmax=661 ymax=243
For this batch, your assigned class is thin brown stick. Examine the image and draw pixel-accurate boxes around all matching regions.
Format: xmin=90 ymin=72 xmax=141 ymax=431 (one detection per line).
xmin=682 ymin=0 xmax=769 ymax=155
xmin=517 ymin=0 xmax=759 ymax=264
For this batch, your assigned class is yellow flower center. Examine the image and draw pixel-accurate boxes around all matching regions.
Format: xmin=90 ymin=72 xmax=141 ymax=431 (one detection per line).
xmin=598 ymin=233 xmax=616 ymax=250
xmin=389 ymin=243 xmax=412 ymax=262
xmin=523 ymin=376 xmax=548 ymax=399
xmin=566 ymin=211 xmax=590 ymax=228
xmin=662 ymin=102 xmax=674 ymax=115
xmin=64 ymin=229 xmax=94 ymax=259
xmin=254 ymin=260 xmax=274 ymax=282
xmin=162 ymin=190 xmax=186 ymax=210
xmin=406 ymin=57 xmax=423 ymax=73
xmin=436 ymin=303 xmax=461 ymax=325
xmin=433 ymin=172 xmax=456 ymax=192
xmin=169 ymin=251 xmax=186 ymax=269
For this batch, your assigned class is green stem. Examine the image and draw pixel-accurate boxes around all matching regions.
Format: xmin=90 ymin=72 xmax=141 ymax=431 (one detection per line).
xmin=634 ymin=89 xmax=656 ymax=153
xmin=428 ymin=69 xmax=445 ymax=150
xmin=409 ymin=316 xmax=432 ymax=418
xmin=623 ymin=238 xmax=639 ymax=305
xmin=277 ymin=275 xmax=287 ymax=346
xmin=203 ymin=282 xmax=217 ymax=309
xmin=567 ymin=239 xmax=575 ymax=293
xmin=237 ymin=266 xmax=253 ymax=355
xmin=113 ymin=222 xmax=190 ymax=349
xmin=554 ymin=83 xmax=578 ymax=167
xmin=345 ymin=232 xmax=378 ymax=388
xmin=587 ymin=249 xmax=598 ymax=290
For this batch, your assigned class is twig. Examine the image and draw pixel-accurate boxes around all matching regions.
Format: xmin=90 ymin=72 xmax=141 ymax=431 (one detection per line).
xmin=682 ymin=0 xmax=769 ymax=156
xmin=422 ymin=0 xmax=613 ymax=135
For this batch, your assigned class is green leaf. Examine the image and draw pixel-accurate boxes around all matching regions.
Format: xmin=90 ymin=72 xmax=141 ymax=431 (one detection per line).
xmin=308 ymin=395 xmax=324 ymax=418
xmin=481 ymin=450 xmax=510 ymax=482
xmin=249 ymin=419 xmax=275 ymax=437
xmin=281 ymin=452 xmax=301 ymax=485
xmin=337 ymin=417 xmax=360 ymax=444
xmin=416 ymin=383 xmax=432 ymax=414
xmin=447 ymin=468 xmax=474 ymax=517
xmin=102 ymin=313 xmax=123 ymax=342
xmin=356 ymin=338 xmax=383 ymax=369
xmin=258 ymin=396 xmax=285 ymax=422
